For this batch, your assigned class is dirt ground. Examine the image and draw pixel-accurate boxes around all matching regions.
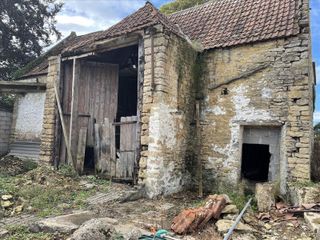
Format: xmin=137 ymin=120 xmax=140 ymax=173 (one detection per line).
xmin=91 ymin=187 xmax=315 ymax=240
xmin=0 ymin=157 xmax=316 ymax=240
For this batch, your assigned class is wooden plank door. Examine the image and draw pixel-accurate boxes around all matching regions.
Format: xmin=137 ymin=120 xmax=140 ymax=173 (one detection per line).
xmin=59 ymin=61 xmax=119 ymax=170
xmin=116 ymin=116 xmax=138 ymax=180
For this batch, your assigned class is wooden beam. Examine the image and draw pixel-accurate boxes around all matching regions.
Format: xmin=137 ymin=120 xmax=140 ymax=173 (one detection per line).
xmin=94 ymin=123 xmax=101 ymax=173
xmin=54 ymin=83 xmax=73 ymax=168
xmin=195 ymin=100 xmax=203 ymax=198
xmin=69 ymin=58 xmax=80 ymax=166
xmin=0 ymin=89 xmax=45 ymax=93
xmin=0 ymin=81 xmax=46 ymax=87
xmin=208 ymin=63 xmax=270 ymax=90
xmin=76 ymin=127 xmax=87 ymax=174
xmin=94 ymin=34 xmax=140 ymax=53
xmin=61 ymin=52 xmax=95 ymax=61
xmin=0 ymin=81 xmax=46 ymax=93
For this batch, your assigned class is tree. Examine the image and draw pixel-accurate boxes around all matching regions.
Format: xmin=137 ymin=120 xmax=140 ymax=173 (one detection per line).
xmin=0 ymin=0 xmax=63 ymax=80
xmin=160 ymin=0 xmax=209 ymax=15
xmin=315 ymin=122 xmax=320 ymax=141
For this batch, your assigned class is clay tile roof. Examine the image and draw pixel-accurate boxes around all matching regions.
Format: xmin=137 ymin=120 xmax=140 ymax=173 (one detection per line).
xmin=95 ymin=2 xmax=181 ymax=41
xmin=61 ymin=31 xmax=104 ymax=55
xmin=168 ymin=0 xmax=300 ymax=49
xmin=19 ymin=0 xmax=301 ymax=78
xmin=62 ymin=2 xmax=182 ymax=54
xmin=17 ymin=33 xmax=78 ymax=79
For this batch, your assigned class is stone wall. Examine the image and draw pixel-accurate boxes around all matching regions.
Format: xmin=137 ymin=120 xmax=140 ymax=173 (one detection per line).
xmin=39 ymin=56 xmax=60 ymax=164
xmin=199 ymin=0 xmax=313 ymax=193
xmin=0 ymin=107 xmax=12 ymax=156
xmin=139 ymin=26 xmax=197 ymax=197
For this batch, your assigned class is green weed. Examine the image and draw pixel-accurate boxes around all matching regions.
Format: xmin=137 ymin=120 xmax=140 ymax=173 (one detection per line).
xmin=4 ymin=225 xmax=54 ymax=240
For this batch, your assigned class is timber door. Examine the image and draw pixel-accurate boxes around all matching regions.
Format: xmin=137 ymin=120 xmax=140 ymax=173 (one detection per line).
xmin=60 ymin=61 xmax=119 ymax=174
xmin=116 ymin=116 xmax=138 ymax=180
xmin=60 ymin=60 xmax=138 ymax=182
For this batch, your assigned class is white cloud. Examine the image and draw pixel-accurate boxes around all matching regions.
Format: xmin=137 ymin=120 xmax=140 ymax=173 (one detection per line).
xmin=55 ymin=0 xmax=148 ymax=38
xmin=316 ymin=65 xmax=320 ymax=83
xmin=50 ymin=0 xmax=171 ymax=43
xmin=56 ymin=15 xmax=95 ymax=27
xmin=314 ymin=112 xmax=320 ymax=124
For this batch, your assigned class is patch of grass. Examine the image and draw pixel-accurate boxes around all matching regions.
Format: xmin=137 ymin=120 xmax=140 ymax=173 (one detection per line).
xmin=58 ymin=164 xmax=78 ymax=178
xmin=84 ymin=175 xmax=111 ymax=192
xmin=4 ymin=225 xmax=54 ymax=240
xmin=23 ymin=160 xmax=38 ymax=172
xmin=18 ymin=185 xmax=94 ymax=217
xmin=0 ymin=175 xmax=16 ymax=195
xmin=0 ymin=157 xmax=38 ymax=177
xmin=291 ymin=181 xmax=320 ymax=188
xmin=190 ymin=198 xmax=206 ymax=208
xmin=111 ymin=233 xmax=125 ymax=240
xmin=0 ymin=165 xmax=111 ymax=218
xmin=72 ymin=189 xmax=93 ymax=209
xmin=215 ymin=182 xmax=256 ymax=211
xmin=0 ymin=171 xmax=88 ymax=217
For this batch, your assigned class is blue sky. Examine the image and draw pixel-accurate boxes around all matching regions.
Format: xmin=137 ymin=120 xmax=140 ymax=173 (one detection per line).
xmin=56 ymin=0 xmax=319 ymax=123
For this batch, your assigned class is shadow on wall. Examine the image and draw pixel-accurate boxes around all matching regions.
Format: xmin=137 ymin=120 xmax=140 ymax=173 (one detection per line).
xmin=312 ymin=139 xmax=320 ymax=181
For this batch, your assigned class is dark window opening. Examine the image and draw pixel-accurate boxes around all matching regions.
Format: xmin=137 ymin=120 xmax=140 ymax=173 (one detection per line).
xmin=83 ymin=147 xmax=95 ymax=174
xmin=116 ymin=76 xmax=137 ymax=121
xmin=241 ymin=143 xmax=271 ymax=182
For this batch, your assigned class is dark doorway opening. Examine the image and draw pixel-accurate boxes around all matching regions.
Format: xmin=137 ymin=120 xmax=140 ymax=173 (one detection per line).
xmin=241 ymin=143 xmax=271 ymax=182
xmin=83 ymin=147 xmax=95 ymax=174
xmin=115 ymin=46 xmax=138 ymax=150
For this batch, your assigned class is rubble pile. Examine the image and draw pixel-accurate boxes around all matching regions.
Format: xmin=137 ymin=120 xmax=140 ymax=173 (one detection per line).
xmin=0 ymin=155 xmax=37 ymax=177
xmin=0 ymin=194 xmax=24 ymax=217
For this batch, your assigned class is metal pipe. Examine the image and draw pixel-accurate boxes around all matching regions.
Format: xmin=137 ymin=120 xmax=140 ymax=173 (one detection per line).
xmin=223 ymin=198 xmax=252 ymax=240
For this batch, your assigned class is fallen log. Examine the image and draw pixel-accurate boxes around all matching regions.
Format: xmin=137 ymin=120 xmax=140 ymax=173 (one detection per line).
xmin=171 ymin=194 xmax=226 ymax=234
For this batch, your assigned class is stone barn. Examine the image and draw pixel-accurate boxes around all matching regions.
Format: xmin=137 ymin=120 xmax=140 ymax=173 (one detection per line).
xmin=0 ymin=0 xmax=315 ymax=197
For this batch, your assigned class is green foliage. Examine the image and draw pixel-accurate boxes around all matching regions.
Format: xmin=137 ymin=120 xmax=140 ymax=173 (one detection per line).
xmin=23 ymin=160 xmax=38 ymax=172
xmin=291 ymin=180 xmax=319 ymax=188
xmin=4 ymin=225 xmax=54 ymax=240
xmin=0 ymin=175 xmax=93 ymax=217
xmin=192 ymin=53 xmax=205 ymax=98
xmin=111 ymin=233 xmax=125 ymax=240
xmin=0 ymin=175 xmax=16 ymax=195
xmin=19 ymin=185 xmax=71 ymax=217
xmin=0 ymin=0 xmax=62 ymax=80
xmin=160 ymin=0 xmax=209 ymax=14
xmin=0 ymin=94 xmax=15 ymax=108
xmin=58 ymin=164 xmax=78 ymax=178
xmin=0 ymin=165 xmax=112 ymax=218
xmin=216 ymin=182 xmax=257 ymax=211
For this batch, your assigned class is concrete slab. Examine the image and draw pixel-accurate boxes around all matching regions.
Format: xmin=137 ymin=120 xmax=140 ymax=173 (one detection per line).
xmin=30 ymin=211 xmax=97 ymax=234
xmin=304 ymin=212 xmax=320 ymax=233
